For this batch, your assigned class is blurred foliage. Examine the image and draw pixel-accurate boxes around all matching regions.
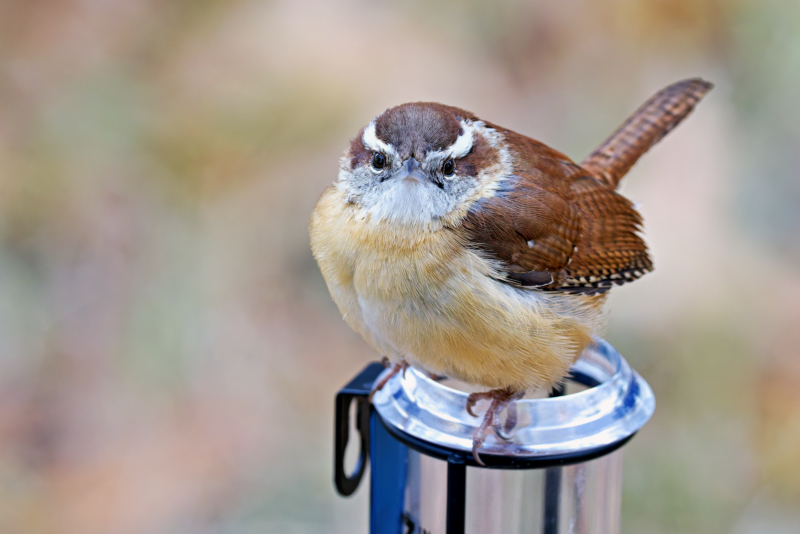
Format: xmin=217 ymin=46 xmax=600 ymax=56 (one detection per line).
xmin=0 ymin=0 xmax=799 ymax=533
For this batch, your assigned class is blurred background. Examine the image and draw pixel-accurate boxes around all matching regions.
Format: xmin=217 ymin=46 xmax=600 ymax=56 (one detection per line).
xmin=1 ymin=0 xmax=799 ymax=532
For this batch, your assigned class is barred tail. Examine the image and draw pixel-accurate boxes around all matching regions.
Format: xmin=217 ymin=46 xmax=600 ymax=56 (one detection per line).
xmin=581 ymin=78 xmax=713 ymax=188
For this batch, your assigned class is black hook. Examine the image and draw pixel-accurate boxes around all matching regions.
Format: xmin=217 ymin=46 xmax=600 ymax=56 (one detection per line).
xmin=334 ymin=362 xmax=385 ymax=496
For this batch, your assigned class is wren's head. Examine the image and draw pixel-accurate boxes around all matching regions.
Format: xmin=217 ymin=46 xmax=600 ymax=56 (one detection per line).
xmin=337 ymin=103 xmax=510 ymax=227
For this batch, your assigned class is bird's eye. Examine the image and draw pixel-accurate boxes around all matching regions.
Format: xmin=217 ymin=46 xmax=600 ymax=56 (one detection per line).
xmin=371 ymin=152 xmax=386 ymax=171
xmin=443 ymin=159 xmax=455 ymax=177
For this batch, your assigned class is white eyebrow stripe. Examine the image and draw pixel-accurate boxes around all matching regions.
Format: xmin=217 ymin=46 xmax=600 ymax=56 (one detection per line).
xmin=446 ymin=121 xmax=474 ymax=158
xmin=424 ymin=120 xmax=475 ymax=166
xmin=362 ymin=121 xmax=396 ymax=156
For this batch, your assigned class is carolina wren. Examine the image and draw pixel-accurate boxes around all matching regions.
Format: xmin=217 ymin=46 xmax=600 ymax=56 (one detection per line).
xmin=310 ymin=79 xmax=712 ymax=463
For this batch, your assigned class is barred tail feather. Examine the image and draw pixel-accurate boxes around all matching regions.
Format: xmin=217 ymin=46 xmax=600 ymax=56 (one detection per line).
xmin=581 ymin=78 xmax=713 ymax=188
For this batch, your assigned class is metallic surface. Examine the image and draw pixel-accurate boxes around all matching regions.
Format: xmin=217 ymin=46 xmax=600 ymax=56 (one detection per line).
xmin=371 ymin=338 xmax=655 ymax=459
xmin=401 ymin=445 xmax=624 ymax=534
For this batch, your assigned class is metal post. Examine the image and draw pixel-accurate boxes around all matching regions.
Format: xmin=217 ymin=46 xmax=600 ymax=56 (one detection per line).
xmin=446 ymin=456 xmax=467 ymax=534
xmin=543 ymin=383 xmax=566 ymax=534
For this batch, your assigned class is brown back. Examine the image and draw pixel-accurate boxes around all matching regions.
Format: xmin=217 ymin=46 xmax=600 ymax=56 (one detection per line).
xmin=463 ymin=79 xmax=712 ymax=294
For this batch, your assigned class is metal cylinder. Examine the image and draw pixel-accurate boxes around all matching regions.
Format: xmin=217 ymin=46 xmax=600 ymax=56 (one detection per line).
xmin=334 ymin=339 xmax=655 ymax=534
xmin=400 ymin=444 xmax=623 ymax=534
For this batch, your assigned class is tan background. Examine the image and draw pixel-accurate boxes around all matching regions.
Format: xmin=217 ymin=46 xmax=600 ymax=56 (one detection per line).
xmin=1 ymin=0 xmax=799 ymax=532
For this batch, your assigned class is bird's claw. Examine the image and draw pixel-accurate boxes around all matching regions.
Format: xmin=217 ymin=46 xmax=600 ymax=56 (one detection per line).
xmin=465 ymin=397 xmax=479 ymax=418
xmin=466 ymin=388 xmax=524 ymax=465
xmin=495 ymin=397 xmax=520 ymax=440
xmin=472 ymin=435 xmax=487 ymax=466
xmin=465 ymin=390 xmax=494 ymax=418
xmin=494 ymin=420 xmax=513 ymax=441
xmin=368 ymin=360 xmax=408 ymax=402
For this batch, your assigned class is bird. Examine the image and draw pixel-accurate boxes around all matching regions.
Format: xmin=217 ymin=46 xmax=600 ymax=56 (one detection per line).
xmin=309 ymin=79 xmax=712 ymax=464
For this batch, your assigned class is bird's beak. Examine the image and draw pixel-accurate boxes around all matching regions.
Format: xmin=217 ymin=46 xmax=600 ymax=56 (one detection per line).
xmin=396 ymin=157 xmax=427 ymax=184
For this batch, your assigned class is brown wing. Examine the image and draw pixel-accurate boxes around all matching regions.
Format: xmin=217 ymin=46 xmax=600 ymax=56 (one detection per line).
xmin=462 ymin=131 xmax=651 ymax=294
xmin=461 ymin=172 xmax=582 ymax=286
xmin=560 ymin=175 xmax=652 ymax=293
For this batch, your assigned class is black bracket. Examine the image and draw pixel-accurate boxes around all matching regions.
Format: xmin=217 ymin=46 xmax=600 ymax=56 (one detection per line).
xmin=334 ymin=362 xmax=385 ymax=496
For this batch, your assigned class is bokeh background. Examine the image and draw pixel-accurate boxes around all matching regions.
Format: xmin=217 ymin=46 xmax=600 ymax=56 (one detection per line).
xmin=1 ymin=0 xmax=799 ymax=532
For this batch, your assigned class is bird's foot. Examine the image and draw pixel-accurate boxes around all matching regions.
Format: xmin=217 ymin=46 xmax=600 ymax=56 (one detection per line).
xmin=466 ymin=387 xmax=525 ymax=466
xmin=368 ymin=359 xmax=409 ymax=402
